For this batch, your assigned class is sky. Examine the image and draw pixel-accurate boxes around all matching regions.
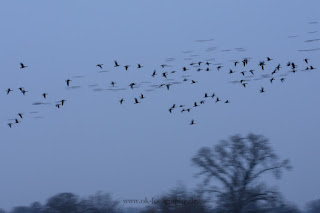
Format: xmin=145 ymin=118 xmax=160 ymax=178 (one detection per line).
xmin=0 ymin=0 xmax=320 ymax=211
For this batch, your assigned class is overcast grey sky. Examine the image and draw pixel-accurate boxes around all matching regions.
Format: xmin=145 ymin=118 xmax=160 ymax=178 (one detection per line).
xmin=0 ymin=0 xmax=319 ymax=210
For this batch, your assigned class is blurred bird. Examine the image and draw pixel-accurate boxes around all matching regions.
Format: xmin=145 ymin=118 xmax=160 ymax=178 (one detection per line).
xmin=7 ymin=88 xmax=13 ymax=95
xmin=65 ymin=79 xmax=71 ymax=87
xmin=134 ymin=98 xmax=140 ymax=104
xmin=114 ymin=60 xmax=120 ymax=67
xmin=20 ymin=62 xmax=28 ymax=69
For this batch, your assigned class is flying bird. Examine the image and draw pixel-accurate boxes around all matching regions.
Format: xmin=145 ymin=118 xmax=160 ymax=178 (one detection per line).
xmin=129 ymin=83 xmax=136 ymax=89
xmin=124 ymin=65 xmax=130 ymax=71
xmin=65 ymin=79 xmax=71 ymax=87
xmin=20 ymin=63 xmax=28 ymax=69
xmin=134 ymin=98 xmax=140 ymax=104
xmin=60 ymin=99 xmax=66 ymax=106
xmin=7 ymin=88 xmax=13 ymax=95
xmin=114 ymin=60 xmax=120 ymax=67
xmin=151 ymin=70 xmax=157 ymax=77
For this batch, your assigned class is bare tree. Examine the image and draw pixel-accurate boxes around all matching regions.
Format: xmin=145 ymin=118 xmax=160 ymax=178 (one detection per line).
xmin=192 ymin=133 xmax=291 ymax=213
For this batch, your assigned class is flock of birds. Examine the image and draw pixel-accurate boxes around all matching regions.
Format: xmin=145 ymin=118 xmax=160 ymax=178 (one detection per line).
xmin=4 ymin=54 xmax=317 ymax=128
xmin=2 ymin=21 xmax=319 ymax=128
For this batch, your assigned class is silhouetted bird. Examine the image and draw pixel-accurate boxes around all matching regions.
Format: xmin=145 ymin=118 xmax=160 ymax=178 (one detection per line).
xmin=18 ymin=113 xmax=23 ymax=119
xmin=242 ymin=59 xmax=248 ymax=66
xmin=151 ymin=70 xmax=157 ymax=77
xmin=119 ymin=98 xmax=124 ymax=104
xmin=137 ymin=64 xmax=143 ymax=68
xmin=59 ymin=99 xmax=66 ymax=106
xmin=267 ymin=57 xmax=273 ymax=61
xmin=111 ymin=81 xmax=116 ymax=87
xmin=55 ymin=104 xmax=60 ymax=108
xmin=124 ymin=65 xmax=130 ymax=71
xmin=129 ymin=83 xmax=136 ymax=89
xmin=190 ymin=119 xmax=195 ymax=125
xmin=217 ymin=66 xmax=223 ymax=71
xmin=21 ymin=90 xmax=27 ymax=95
xmin=20 ymin=63 xmax=28 ymax=69
xmin=259 ymin=61 xmax=265 ymax=70
xmin=260 ymin=87 xmax=265 ymax=93
xmin=270 ymin=77 xmax=275 ymax=83
xmin=280 ymin=78 xmax=286 ymax=82
xmin=234 ymin=61 xmax=239 ymax=66
xmin=249 ymin=70 xmax=254 ymax=75
xmin=140 ymin=94 xmax=145 ymax=99
xmin=7 ymin=88 xmax=13 ymax=95
xmin=96 ymin=64 xmax=103 ymax=69
xmin=240 ymin=71 xmax=246 ymax=76
xmin=166 ymin=84 xmax=171 ymax=90
xmin=242 ymin=83 xmax=248 ymax=88
xmin=216 ymin=97 xmax=221 ymax=103
xmin=42 ymin=93 xmax=47 ymax=99
xmin=134 ymin=98 xmax=140 ymax=104
xmin=304 ymin=58 xmax=308 ymax=64
xmin=191 ymin=80 xmax=197 ymax=84
xmin=15 ymin=119 xmax=19 ymax=124
xmin=162 ymin=72 xmax=167 ymax=78
xmin=8 ymin=123 xmax=12 ymax=128
xmin=182 ymin=67 xmax=188 ymax=71
xmin=225 ymin=100 xmax=230 ymax=103
xmin=114 ymin=60 xmax=120 ymax=67
xmin=65 ymin=79 xmax=71 ymax=87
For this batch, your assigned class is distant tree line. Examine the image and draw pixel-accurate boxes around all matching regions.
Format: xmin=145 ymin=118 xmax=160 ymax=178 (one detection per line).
xmin=1 ymin=134 xmax=319 ymax=213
